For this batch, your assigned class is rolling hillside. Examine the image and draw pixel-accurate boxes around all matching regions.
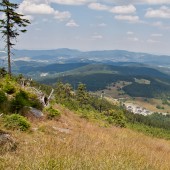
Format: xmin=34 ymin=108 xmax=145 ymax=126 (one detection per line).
xmin=17 ymin=63 xmax=89 ymax=74
xmin=1 ymin=49 xmax=170 ymax=97
xmin=1 ymin=49 xmax=170 ymax=66
xmin=39 ymin=64 xmax=170 ymax=97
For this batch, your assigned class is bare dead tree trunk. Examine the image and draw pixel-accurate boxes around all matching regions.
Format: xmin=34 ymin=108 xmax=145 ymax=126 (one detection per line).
xmin=48 ymin=89 xmax=54 ymax=100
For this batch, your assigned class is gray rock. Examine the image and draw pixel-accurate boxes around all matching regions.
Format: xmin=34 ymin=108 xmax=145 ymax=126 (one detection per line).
xmin=0 ymin=133 xmax=11 ymax=144
xmin=29 ymin=107 xmax=44 ymax=118
xmin=0 ymin=130 xmax=17 ymax=153
xmin=52 ymin=126 xmax=70 ymax=134
xmin=32 ymin=127 xmax=38 ymax=131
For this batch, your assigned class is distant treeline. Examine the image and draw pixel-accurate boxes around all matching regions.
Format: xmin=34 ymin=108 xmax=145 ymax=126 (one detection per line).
xmin=40 ymin=73 xmax=170 ymax=98
xmin=123 ymin=79 xmax=170 ymax=98
xmin=126 ymin=112 xmax=170 ymax=130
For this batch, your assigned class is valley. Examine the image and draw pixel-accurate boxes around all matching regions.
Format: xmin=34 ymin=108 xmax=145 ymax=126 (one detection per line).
xmin=96 ymin=81 xmax=170 ymax=115
xmin=1 ymin=49 xmax=170 ymax=116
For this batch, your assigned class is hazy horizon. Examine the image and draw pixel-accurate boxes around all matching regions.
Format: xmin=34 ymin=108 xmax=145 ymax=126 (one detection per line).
xmin=1 ymin=47 xmax=170 ymax=56
xmin=1 ymin=1 xmax=170 ymax=55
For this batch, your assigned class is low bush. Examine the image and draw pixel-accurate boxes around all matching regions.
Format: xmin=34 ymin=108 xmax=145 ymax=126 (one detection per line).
xmin=0 ymin=90 xmax=8 ymax=113
xmin=10 ymin=90 xmax=30 ymax=113
xmin=57 ymin=99 xmax=79 ymax=111
xmin=0 ymin=90 xmax=7 ymax=103
xmin=3 ymin=82 xmax=16 ymax=94
xmin=29 ymin=97 xmax=43 ymax=110
xmin=4 ymin=114 xmax=30 ymax=131
xmin=104 ymin=109 xmax=126 ymax=127
xmin=46 ymin=107 xmax=61 ymax=120
xmin=10 ymin=90 xmax=43 ymax=113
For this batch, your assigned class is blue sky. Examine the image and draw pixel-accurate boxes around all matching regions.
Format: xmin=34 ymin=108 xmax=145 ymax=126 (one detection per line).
xmin=1 ymin=0 xmax=170 ymax=55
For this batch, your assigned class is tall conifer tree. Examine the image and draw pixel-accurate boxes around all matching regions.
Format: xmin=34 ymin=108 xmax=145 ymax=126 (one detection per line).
xmin=0 ymin=0 xmax=30 ymax=75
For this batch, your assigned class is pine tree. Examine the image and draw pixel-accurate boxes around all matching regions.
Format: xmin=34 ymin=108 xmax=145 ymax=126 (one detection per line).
xmin=76 ymin=83 xmax=89 ymax=106
xmin=0 ymin=0 xmax=30 ymax=75
xmin=55 ymin=82 xmax=73 ymax=102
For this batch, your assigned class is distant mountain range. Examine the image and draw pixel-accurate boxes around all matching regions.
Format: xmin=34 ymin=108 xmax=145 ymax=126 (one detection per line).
xmin=1 ymin=48 xmax=170 ymax=66
xmin=1 ymin=48 xmax=170 ymax=97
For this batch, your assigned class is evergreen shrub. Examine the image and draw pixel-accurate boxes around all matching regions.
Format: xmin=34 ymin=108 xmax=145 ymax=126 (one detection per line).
xmin=4 ymin=114 xmax=30 ymax=131
xmin=46 ymin=107 xmax=61 ymax=120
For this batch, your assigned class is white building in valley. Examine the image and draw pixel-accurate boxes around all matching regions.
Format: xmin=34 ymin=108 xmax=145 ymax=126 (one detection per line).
xmin=124 ymin=103 xmax=153 ymax=116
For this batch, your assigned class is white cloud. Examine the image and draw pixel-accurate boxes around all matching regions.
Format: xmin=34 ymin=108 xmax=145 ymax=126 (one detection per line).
xmin=66 ymin=20 xmax=79 ymax=27
xmin=88 ymin=3 xmax=109 ymax=11
xmin=147 ymin=39 xmax=160 ymax=43
xmin=19 ymin=1 xmax=54 ymax=15
xmin=152 ymin=21 xmax=163 ymax=27
xmin=18 ymin=0 xmax=71 ymax=21
xmin=92 ymin=33 xmax=103 ymax=39
xmin=127 ymin=31 xmax=138 ymax=42
xmin=54 ymin=11 xmax=71 ymax=21
xmin=151 ymin=21 xmax=170 ymax=29
xmin=145 ymin=0 xmax=170 ymax=4
xmin=127 ymin=31 xmax=134 ymax=35
xmin=128 ymin=37 xmax=139 ymax=41
xmin=98 ymin=23 xmax=107 ymax=27
xmin=51 ymin=0 xmax=94 ymax=5
xmin=145 ymin=6 xmax=170 ymax=18
xmin=88 ymin=3 xmax=136 ymax=15
xmin=105 ymin=0 xmax=170 ymax=5
xmin=110 ymin=4 xmax=136 ymax=14
xmin=115 ymin=15 xmax=140 ymax=22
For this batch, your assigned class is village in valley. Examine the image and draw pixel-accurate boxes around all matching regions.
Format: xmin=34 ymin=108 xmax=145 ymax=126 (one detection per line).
xmin=124 ymin=103 xmax=153 ymax=116
xmin=100 ymin=81 xmax=170 ymax=116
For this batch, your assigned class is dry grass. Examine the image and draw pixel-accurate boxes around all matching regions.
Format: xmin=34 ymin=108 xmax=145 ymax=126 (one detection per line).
xmin=131 ymin=98 xmax=170 ymax=113
xmin=1 ymin=105 xmax=170 ymax=170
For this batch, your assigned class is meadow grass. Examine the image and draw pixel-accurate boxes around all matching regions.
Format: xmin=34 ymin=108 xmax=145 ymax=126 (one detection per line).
xmin=1 ymin=105 xmax=170 ymax=170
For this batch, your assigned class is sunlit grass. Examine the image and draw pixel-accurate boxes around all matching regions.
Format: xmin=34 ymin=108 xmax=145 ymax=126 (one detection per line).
xmin=1 ymin=105 xmax=170 ymax=170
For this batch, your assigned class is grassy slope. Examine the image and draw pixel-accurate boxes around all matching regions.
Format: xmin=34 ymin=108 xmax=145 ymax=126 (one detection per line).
xmin=1 ymin=104 xmax=170 ymax=170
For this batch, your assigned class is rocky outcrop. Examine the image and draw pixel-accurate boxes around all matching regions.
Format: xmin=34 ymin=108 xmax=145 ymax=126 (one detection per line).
xmin=0 ymin=130 xmax=17 ymax=154
xmin=29 ymin=107 xmax=44 ymax=118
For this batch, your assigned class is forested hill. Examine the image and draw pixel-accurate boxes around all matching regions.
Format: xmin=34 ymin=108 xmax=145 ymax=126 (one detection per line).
xmin=17 ymin=63 xmax=89 ymax=74
xmin=39 ymin=64 xmax=170 ymax=97
xmin=62 ymin=64 xmax=170 ymax=79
